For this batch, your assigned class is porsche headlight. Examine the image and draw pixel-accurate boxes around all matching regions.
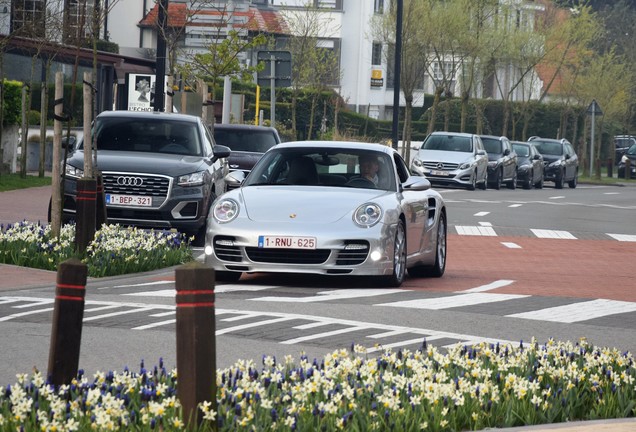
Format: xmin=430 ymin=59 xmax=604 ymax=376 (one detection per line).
xmin=353 ymin=203 xmax=382 ymax=227
xmin=177 ymin=171 xmax=206 ymax=186
xmin=64 ymin=163 xmax=84 ymax=178
xmin=213 ymin=198 xmax=239 ymax=223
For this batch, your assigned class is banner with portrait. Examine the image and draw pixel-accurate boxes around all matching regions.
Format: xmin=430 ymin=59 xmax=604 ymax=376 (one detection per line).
xmin=127 ymin=73 xmax=170 ymax=111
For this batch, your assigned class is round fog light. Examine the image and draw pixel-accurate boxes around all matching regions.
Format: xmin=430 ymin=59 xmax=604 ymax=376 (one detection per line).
xmin=204 ymin=245 xmax=213 ymax=255
xmin=370 ymin=250 xmax=382 ymax=261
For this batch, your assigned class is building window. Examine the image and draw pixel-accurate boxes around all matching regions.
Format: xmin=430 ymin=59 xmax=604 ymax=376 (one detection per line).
xmin=374 ymin=0 xmax=384 ymax=14
xmin=371 ymin=42 xmax=382 ymax=66
xmin=272 ymin=0 xmax=342 ymax=10
xmin=11 ymin=0 xmax=45 ymax=37
xmin=64 ymin=0 xmax=95 ymax=44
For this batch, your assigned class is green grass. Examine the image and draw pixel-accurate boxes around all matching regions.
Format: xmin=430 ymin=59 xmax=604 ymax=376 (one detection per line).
xmin=0 ymin=173 xmax=52 ymax=192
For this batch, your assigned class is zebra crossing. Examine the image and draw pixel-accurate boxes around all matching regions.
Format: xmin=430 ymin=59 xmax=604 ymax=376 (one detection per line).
xmin=453 ymin=225 xmax=636 ymax=241
xmin=2 ymin=279 xmax=636 ymax=353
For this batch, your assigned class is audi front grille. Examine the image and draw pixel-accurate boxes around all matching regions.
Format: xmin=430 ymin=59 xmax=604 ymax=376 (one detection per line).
xmin=102 ymin=173 xmax=171 ymax=197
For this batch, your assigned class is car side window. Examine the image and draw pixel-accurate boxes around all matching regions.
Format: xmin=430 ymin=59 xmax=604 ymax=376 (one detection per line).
xmin=393 ymin=154 xmax=409 ymax=183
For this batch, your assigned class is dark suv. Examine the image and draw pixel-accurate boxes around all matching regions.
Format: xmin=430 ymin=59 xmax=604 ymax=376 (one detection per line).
xmin=529 ymin=136 xmax=578 ymax=189
xmin=55 ymin=110 xmax=231 ymax=245
xmin=614 ymin=135 xmax=636 ymax=165
xmin=212 ymin=124 xmax=281 ymax=188
xmin=480 ymin=135 xmax=517 ymax=189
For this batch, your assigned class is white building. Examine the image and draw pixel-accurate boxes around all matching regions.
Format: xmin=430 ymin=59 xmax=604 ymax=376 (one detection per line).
xmin=1 ymin=0 xmax=548 ymax=122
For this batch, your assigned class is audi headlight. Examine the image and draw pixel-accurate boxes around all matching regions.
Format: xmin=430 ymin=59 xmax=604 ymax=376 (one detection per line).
xmin=213 ymin=198 xmax=239 ymax=223
xmin=459 ymin=162 xmax=471 ymax=170
xmin=621 ymin=155 xmax=629 ymax=164
xmin=412 ymin=158 xmax=422 ymax=167
xmin=64 ymin=163 xmax=84 ymax=178
xmin=353 ymin=203 xmax=383 ymax=228
xmin=178 ymin=171 xmax=205 ymax=186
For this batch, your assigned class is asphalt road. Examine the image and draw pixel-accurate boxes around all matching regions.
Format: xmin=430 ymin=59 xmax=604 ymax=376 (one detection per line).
xmin=1 ymin=182 xmax=635 ymax=385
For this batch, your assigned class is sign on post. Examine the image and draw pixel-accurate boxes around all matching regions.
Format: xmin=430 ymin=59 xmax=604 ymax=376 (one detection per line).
xmin=586 ymin=99 xmax=603 ymax=176
xmin=256 ymin=50 xmax=292 ymax=88
xmin=256 ymin=50 xmax=291 ymax=128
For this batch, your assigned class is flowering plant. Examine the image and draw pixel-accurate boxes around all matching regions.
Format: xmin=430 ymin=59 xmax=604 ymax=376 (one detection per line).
xmin=0 ymin=221 xmax=193 ymax=277
xmin=0 ymin=338 xmax=634 ymax=431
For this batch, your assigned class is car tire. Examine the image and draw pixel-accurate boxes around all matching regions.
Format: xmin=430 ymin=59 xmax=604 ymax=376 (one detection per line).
xmin=507 ymin=170 xmax=517 ymax=189
xmin=535 ymin=175 xmax=544 ymax=189
xmin=568 ymin=172 xmax=577 ymax=188
xmin=216 ymin=271 xmax=242 ymax=283
xmin=408 ymin=212 xmax=447 ymax=278
xmin=555 ymin=171 xmax=564 ymax=189
xmin=493 ymin=169 xmax=502 ymax=190
xmin=383 ymin=220 xmax=407 ymax=287
xmin=523 ymin=170 xmax=533 ymax=189
xmin=467 ymin=172 xmax=476 ymax=191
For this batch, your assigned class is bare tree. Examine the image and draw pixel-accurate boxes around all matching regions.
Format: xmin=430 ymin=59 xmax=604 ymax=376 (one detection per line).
xmin=176 ymin=3 xmax=268 ymax=130
xmin=370 ymin=0 xmax=429 ymax=161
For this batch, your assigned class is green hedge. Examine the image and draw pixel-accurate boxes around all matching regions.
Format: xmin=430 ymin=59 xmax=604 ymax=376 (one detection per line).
xmin=1 ymin=80 xmax=23 ymax=127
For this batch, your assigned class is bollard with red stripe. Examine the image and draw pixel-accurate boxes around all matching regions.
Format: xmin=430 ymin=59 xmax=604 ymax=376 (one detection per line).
xmin=175 ymin=262 xmax=217 ymax=429
xmin=95 ymin=173 xmax=108 ymax=228
xmin=47 ymin=258 xmax=88 ymax=386
xmin=75 ymin=178 xmax=97 ymax=253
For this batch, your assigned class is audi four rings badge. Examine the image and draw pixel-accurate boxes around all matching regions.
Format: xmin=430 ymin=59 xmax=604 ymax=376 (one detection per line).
xmin=116 ymin=176 xmax=144 ymax=186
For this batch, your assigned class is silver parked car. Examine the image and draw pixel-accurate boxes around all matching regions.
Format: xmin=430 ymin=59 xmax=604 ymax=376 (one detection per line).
xmin=410 ymin=131 xmax=488 ymax=190
xmin=204 ymin=141 xmax=447 ymax=287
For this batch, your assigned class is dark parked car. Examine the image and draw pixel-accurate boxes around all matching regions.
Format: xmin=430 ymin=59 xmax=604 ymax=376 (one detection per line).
xmin=212 ymin=124 xmax=281 ymax=188
xmin=53 ymin=110 xmax=231 ymax=245
xmin=529 ymin=136 xmax=579 ymax=189
xmin=480 ymin=135 xmax=517 ymax=189
xmin=511 ymin=141 xmax=544 ymax=189
xmin=614 ymin=135 xmax=636 ymax=165
xmin=617 ymin=143 xmax=636 ymax=179
xmin=411 ymin=132 xmax=488 ymax=190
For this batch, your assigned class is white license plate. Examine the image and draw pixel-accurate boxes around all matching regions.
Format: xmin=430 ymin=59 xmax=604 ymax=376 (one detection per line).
xmin=430 ymin=170 xmax=449 ymax=176
xmin=258 ymin=235 xmax=316 ymax=249
xmin=106 ymin=194 xmax=153 ymax=207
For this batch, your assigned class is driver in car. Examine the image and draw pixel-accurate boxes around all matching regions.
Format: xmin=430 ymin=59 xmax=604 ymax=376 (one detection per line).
xmin=359 ymin=154 xmax=380 ymax=186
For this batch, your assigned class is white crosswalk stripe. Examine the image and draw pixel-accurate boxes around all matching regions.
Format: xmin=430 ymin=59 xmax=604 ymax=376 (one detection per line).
xmin=607 ymin=234 xmax=636 ymax=242
xmin=376 ymin=292 xmax=529 ymax=310
xmin=506 ymin=299 xmax=636 ymax=323
xmin=531 ymin=229 xmax=577 ymax=239
xmin=455 ymin=225 xmax=497 ymax=236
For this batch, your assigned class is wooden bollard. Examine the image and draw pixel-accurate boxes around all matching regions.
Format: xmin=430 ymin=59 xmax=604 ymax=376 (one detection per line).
xmin=47 ymin=258 xmax=87 ymax=386
xmin=607 ymin=158 xmax=613 ymax=178
xmin=75 ymin=178 xmax=97 ymax=253
xmin=175 ymin=262 xmax=217 ymax=429
xmin=95 ymin=173 xmax=108 ymax=228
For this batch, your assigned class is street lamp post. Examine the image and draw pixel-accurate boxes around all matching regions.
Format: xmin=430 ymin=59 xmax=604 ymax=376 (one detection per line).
xmin=586 ymin=99 xmax=603 ymax=177
xmin=391 ymin=0 xmax=403 ymax=150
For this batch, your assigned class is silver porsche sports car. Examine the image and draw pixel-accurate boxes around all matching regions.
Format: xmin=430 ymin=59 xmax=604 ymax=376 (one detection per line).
xmin=204 ymin=141 xmax=447 ymax=287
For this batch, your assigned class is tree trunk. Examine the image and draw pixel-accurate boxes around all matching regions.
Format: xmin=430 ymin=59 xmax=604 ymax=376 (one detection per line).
xmin=460 ymin=91 xmax=469 ymax=133
xmin=427 ymin=87 xmax=443 ymax=134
